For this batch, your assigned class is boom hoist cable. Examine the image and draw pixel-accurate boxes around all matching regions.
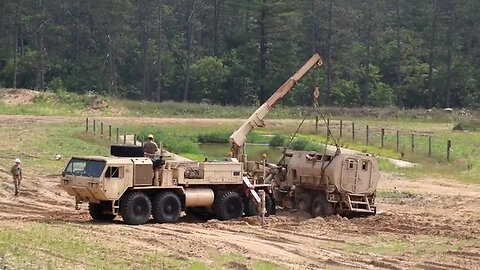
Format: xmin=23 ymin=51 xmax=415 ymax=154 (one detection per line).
xmin=311 ymin=87 xmax=342 ymax=181
xmin=278 ymin=87 xmax=341 ymax=165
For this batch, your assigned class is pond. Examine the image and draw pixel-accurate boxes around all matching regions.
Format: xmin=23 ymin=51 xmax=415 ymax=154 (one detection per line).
xmin=199 ymin=143 xmax=283 ymax=162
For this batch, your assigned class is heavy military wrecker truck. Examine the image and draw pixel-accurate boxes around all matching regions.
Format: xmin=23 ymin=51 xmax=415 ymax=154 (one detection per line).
xmin=228 ymin=53 xmax=380 ymax=218
xmin=61 ymin=150 xmax=273 ymax=225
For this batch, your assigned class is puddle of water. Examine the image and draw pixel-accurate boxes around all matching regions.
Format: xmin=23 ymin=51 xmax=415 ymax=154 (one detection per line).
xmin=199 ymin=143 xmax=283 ymax=162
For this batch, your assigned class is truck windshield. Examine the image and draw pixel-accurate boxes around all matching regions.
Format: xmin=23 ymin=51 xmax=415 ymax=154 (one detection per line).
xmin=64 ymin=159 xmax=106 ymax=178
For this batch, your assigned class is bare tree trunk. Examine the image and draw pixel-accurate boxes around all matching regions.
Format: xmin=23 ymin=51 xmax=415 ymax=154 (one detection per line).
xmin=311 ymin=0 xmax=318 ymax=54
xmin=20 ymin=26 xmax=25 ymax=56
xmin=73 ymin=0 xmax=80 ymax=59
xmin=363 ymin=24 xmax=371 ymax=106
xmin=325 ymin=0 xmax=333 ymax=104
xmin=141 ymin=0 xmax=151 ymax=100
xmin=446 ymin=2 xmax=455 ymax=108
xmin=258 ymin=0 xmax=267 ymax=103
xmin=35 ymin=0 xmax=45 ymax=90
xmin=183 ymin=0 xmax=195 ymax=101
xmin=13 ymin=0 xmax=19 ymax=89
xmin=213 ymin=0 xmax=220 ymax=56
xmin=155 ymin=1 xmax=163 ymax=102
xmin=427 ymin=0 xmax=438 ymax=109
xmin=108 ymin=35 xmax=117 ymax=96
xmin=395 ymin=0 xmax=403 ymax=108
xmin=107 ymin=4 xmax=117 ymax=96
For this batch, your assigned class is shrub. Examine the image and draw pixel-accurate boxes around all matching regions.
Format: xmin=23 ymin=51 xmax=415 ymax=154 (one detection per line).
xmin=453 ymin=118 xmax=480 ymax=131
xmin=198 ymin=131 xmax=230 ymax=143
xmin=290 ymin=138 xmax=324 ymax=152
xmin=269 ymin=134 xmax=287 ymax=147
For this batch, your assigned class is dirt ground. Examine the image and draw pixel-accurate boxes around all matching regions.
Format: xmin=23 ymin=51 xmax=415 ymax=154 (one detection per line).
xmin=0 ymin=116 xmax=480 ymax=269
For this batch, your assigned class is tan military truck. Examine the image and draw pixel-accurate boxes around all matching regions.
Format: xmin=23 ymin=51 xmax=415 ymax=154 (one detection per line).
xmin=61 ymin=146 xmax=274 ymax=225
xmin=270 ymin=150 xmax=379 ymax=217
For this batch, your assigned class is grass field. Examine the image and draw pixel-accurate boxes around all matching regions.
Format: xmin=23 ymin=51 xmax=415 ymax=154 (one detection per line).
xmin=2 ymin=88 xmax=480 ymax=184
xmin=0 ymin=221 xmax=276 ymax=270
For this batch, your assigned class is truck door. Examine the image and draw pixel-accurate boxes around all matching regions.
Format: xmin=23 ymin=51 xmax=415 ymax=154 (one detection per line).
xmin=341 ymin=158 xmax=358 ymax=193
xmin=355 ymin=160 xmax=373 ymax=193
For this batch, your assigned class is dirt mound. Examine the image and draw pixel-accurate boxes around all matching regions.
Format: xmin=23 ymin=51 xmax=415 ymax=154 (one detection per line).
xmin=0 ymin=88 xmax=46 ymax=105
xmin=90 ymin=95 xmax=108 ymax=111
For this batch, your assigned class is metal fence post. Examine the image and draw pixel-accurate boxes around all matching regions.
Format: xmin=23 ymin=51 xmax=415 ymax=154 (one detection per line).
xmin=366 ymin=125 xmax=369 ymax=146
xmin=381 ymin=128 xmax=385 ymax=148
xmin=123 ymin=131 xmax=127 ymax=145
xmin=396 ymin=131 xmax=399 ymax=151
xmin=428 ymin=136 xmax=432 ymax=157
xmin=85 ymin=118 xmax=89 ymax=132
xmin=100 ymin=122 xmax=104 ymax=139
xmin=315 ymin=116 xmax=319 ymax=131
xmin=93 ymin=120 xmax=96 ymax=137
xmin=340 ymin=120 xmax=343 ymax=138
xmin=352 ymin=122 xmax=355 ymax=141
xmin=411 ymin=134 xmax=415 ymax=152
xmin=447 ymin=139 xmax=452 ymax=161
xmin=116 ymin=128 xmax=119 ymax=143
xmin=109 ymin=125 xmax=112 ymax=141
xmin=134 ymin=134 xmax=137 ymax=145
xmin=327 ymin=118 xmax=330 ymax=136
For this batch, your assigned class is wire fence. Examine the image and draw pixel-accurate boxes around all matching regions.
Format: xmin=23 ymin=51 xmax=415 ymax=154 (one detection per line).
xmin=315 ymin=117 xmax=453 ymax=162
xmin=85 ymin=117 xmax=453 ymax=162
xmin=85 ymin=118 xmax=144 ymax=146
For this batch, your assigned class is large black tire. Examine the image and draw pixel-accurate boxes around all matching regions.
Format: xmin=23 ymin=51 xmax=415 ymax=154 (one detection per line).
xmin=267 ymin=193 xmax=276 ymax=215
xmin=294 ymin=193 xmax=313 ymax=213
xmin=120 ymin=191 xmax=152 ymax=225
xmin=244 ymin=193 xmax=276 ymax=217
xmin=88 ymin=202 xmax=116 ymax=222
xmin=311 ymin=194 xmax=334 ymax=218
xmin=214 ymin=191 xmax=244 ymax=221
xmin=111 ymin=144 xmax=144 ymax=157
xmin=152 ymin=192 xmax=181 ymax=223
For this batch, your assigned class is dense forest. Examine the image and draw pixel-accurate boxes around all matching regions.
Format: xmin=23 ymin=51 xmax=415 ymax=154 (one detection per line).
xmin=0 ymin=0 xmax=479 ymax=108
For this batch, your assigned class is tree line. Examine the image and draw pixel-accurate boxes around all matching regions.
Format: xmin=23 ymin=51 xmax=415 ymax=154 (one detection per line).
xmin=0 ymin=0 xmax=479 ymax=108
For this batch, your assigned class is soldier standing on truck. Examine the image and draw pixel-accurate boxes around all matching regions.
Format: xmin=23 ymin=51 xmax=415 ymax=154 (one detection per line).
xmin=10 ymin=158 xmax=22 ymax=196
xmin=144 ymin=134 xmax=159 ymax=155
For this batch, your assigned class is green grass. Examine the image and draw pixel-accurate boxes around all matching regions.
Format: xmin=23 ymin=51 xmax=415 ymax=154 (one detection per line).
xmin=323 ymin=234 xmax=471 ymax=258
xmin=253 ymin=260 xmax=279 ymax=270
xmin=3 ymin=93 xmax=480 ymax=184
xmin=376 ymin=190 xmax=417 ymax=199
xmin=0 ymin=222 xmax=188 ymax=269
xmin=3 ymin=88 xmax=480 ymax=122
xmin=131 ymin=124 xmax=271 ymax=161
xmin=0 ymin=122 xmax=110 ymax=176
xmin=0 ymin=221 xmax=281 ymax=269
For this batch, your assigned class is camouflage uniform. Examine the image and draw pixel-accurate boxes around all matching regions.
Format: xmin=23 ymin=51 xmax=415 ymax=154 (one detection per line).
xmin=10 ymin=165 xmax=22 ymax=196
xmin=143 ymin=140 xmax=159 ymax=154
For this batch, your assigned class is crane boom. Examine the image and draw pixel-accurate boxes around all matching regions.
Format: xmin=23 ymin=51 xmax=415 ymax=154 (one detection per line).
xmin=229 ymin=53 xmax=323 ymax=158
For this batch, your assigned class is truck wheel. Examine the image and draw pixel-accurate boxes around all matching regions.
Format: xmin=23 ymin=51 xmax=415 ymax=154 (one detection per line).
xmin=111 ymin=144 xmax=144 ymax=157
xmin=88 ymin=202 xmax=116 ymax=221
xmin=311 ymin=195 xmax=334 ymax=218
xmin=295 ymin=193 xmax=312 ymax=213
xmin=244 ymin=199 xmax=257 ymax=217
xmin=266 ymin=193 xmax=276 ymax=216
xmin=214 ymin=191 xmax=244 ymax=221
xmin=120 ymin=191 xmax=152 ymax=225
xmin=152 ymin=192 xmax=181 ymax=223
xmin=245 ymin=194 xmax=276 ymax=217
xmin=186 ymin=207 xmax=213 ymax=220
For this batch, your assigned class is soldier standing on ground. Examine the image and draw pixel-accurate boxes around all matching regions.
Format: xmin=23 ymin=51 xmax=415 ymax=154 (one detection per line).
xmin=144 ymin=134 xmax=159 ymax=155
xmin=10 ymin=158 xmax=22 ymax=196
